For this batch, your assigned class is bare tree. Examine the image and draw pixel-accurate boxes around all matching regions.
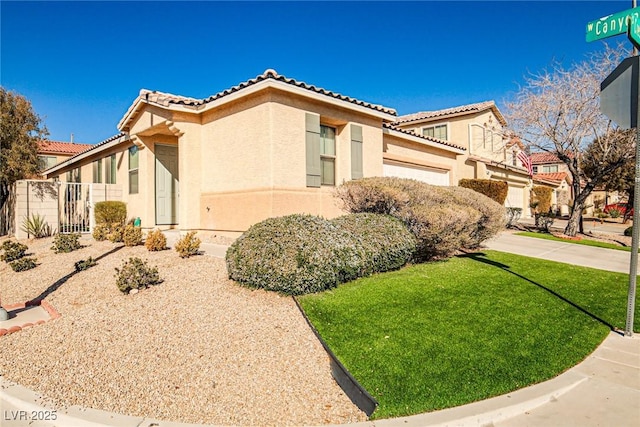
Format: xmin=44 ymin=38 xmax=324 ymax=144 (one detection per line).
xmin=505 ymin=44 xmax=633 ymax=236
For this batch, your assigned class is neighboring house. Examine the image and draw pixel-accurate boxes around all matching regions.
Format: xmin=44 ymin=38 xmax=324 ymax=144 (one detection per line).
xmin=392 ymin=101 xmax=533 ymax=213
xmin=43 ymin=69 xmax=469 ymax=235
xmin=37 ymin=140 xmax=93 ymax=172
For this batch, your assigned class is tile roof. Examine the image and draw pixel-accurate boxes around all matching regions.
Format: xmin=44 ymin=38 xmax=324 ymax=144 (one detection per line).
xmin=533 ymin=172 xmax=569 ymax=183
xmin=42 ymin=133 xmax=128 ymax=175
xmin=383 ymin=123 xmax=466 ymax=151
xmin=530 ymin=151 xmax=574 ymax=164
xmin=38 ymin=140 xmax=93 ymax=155
xmin=137 ymin=69 xmax=397 ymax=115
xmin=393 ymin=101 xmax=506 ymax=126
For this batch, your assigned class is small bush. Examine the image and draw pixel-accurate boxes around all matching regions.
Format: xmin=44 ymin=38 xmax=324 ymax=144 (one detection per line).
xmin=145 ymin=229 xmax=167 ymax=251
xmin=330 ymin=213 xmax=416 ymax=275
xmin=625 ymin=226 xmax=633 ymax=237
xmin=535 ymin=213 xmax=556 ymax=232
xmin=175 ymin=231 xmax=201 ymax=258
xmin=75 ymin=257 xmax=97 ymax=272
xmin=226 ymin=215 xmax=365 ymax=295
xmin=531 ymin=186 xmax=553 ymax=214
xmin=115 ymin=257 xmax=162 ymax=293
xmin=10 ymin=257 xmax=37 ymax=272
xmin=94 ymin=201 xmax=127 ymax=226
xmin=51 ymin=233 xmax=81 ymax=253
xmin=123 ymin=224 xmax=143 ymax=247
xmin=92 ymin=224 xmax=109 ymax=241
xmin=608 ymin=208 xmax=622 ymax=219
xmin=506 ymin=207 xmax=522 ymax=228
xmin=108 ymin=224 xmax=124 ymax=243
xmin=1 ymin=241 xmax=28 ymax=262
xmin=459 ymin=179 xmax=508 ymax=205
xmin=21 ymin=213 xmax=53 ymax=238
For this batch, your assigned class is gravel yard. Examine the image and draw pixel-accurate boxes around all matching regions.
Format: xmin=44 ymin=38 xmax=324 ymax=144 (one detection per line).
xmin=0 ymin=236 xmax=366 ymax=426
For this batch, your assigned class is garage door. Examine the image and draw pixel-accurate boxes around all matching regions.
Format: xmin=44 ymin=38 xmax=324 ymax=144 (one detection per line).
xmin=383 ymin=162 xmax=449 ymax=186
xmin=505 ymin=185 xmax=525 ymax=210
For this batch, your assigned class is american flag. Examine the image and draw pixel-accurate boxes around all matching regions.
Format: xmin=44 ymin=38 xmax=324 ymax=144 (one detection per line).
xmin=517 ymin=151 xmax=533 ymax=177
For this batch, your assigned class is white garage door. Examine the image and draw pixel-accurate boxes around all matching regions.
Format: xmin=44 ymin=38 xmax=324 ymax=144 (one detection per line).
xmin=383 ymin=162 xmax=449 ymax=186
xmin=505 ymin=185 xmax=525 ymax=210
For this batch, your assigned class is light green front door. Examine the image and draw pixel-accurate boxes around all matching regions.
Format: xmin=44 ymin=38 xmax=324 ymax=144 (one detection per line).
xmin=155 ymin=144 xmax=179 ymax=225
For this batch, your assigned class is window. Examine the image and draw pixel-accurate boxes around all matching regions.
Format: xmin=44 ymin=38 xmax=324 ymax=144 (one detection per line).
xmin=128 ymin=146 xmax=139 ymax=194
xmin=422 ymin=124 xmax=447 ymax=140
xmin=66 ymin=167 xmax=81 ymax=183
xmin=105 ymin=154 xmax=116 ymax=184
xmin=320 ymin=125 xmax=335 ymax=185
xmin=542 ymin=165 xmax=558 ymax=173
xmin=533 ymin=165 xmax=539 ymax=174
xmin=38 ymin=155 xmax=58 ymax=171
xmin=93 ymin=159 xmax=102 ymax=183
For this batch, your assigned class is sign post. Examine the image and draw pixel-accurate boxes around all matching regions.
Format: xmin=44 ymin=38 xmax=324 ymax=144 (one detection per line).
xmin=590 ymin=5 xmax=639 ymax=337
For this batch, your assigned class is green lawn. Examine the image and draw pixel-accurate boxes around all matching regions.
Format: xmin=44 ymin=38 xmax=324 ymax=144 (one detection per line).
xmin=298 ymin=250 xmax=637 ymax=420
xmin=515 ymin=231 xmax=631 ymax=251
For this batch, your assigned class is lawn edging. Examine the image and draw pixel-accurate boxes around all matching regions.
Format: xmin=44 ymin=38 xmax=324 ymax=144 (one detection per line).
xmin=292 ymin=296 xmax=378 ymax=417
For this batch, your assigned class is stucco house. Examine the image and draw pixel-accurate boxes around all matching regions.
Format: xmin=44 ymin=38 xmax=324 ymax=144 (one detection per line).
xmin=391 ymin=101 xmax=533 ymax=212
xmin=42 ymin=70 xmax=533 ymax=236
xmin=37 ymin=140 xmax=93 ymax=172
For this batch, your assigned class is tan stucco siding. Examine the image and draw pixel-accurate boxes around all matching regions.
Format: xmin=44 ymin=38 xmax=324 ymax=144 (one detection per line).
xmin=382 ymin=133 xmax=458 ymax=185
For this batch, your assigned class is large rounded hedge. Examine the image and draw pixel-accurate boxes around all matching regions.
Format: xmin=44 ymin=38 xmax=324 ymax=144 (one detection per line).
xmin=226 ymin=213 xmax=416 ymax=295
xmin=335 ymin=177 xmax=506 ymax=260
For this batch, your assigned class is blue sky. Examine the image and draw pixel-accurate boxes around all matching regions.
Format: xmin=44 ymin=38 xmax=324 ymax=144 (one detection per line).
xmin=0 ymin=0 xmax=634 ymax=144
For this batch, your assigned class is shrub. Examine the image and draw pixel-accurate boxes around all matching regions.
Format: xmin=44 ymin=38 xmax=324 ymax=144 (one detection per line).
xmin=92 ymin=224 xmax=109 ymax=241
xmin=226 ymin=214 xmax=365 ymax=295
xmin=625 ymin=226 xmax=633 ymax=237
xmin=531 ymin=186 xmax=553 ymax=214
xmin=145 ymin=229 xmax=167 ymax=251
xmin=330 ymin=213 xmax=416 ymax=275
xmin=1 ymin=241 xmax=28 ymax=262
xmin=506 ymin=207 xmax=523 ymax=227
xmin=75 ymin=257 xmax=97 ymax=272
xmin=335 ymin=177 xmax=506 ymax=261
xmin=51 ymin=233 xmax=81 ymax=253
xmin=459 ymin=179 xmax=508 ymax=205
xmin=114 ymin=257 xmax=162 ymax=293
xmin=20 ymin=213 xmax=53 ymax=238
xmin=9 ymin=257 xmax=37 ymax=272
xmin=608 ymin=208 xmax=622 ymax=219
xmin=175 ymin=231 xmax=201 ymax=258
xmin=535 ymin=213 xmax=556 ymax=232
xmin=94 ymin=201 xmax=127 ymax=226
xmin=123 ymin=224 xmax=143 ymax=247
xmin=107 ymin=224 xmax=124 ymax=243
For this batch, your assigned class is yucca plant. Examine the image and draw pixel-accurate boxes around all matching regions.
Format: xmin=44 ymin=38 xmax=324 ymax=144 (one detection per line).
xmin=21 ymin=213 xmax=53 ymax=238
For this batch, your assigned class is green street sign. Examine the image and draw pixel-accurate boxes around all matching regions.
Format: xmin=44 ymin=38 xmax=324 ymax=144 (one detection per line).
xmin=586 ymin=7 xmax=640 ymax=42
xmin=630 ymin=15 xmax=640 ymax=49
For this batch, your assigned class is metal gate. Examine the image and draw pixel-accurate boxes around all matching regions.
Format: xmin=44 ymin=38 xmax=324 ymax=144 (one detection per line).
xmin=59 ymin=183 xmax=93 ymax=234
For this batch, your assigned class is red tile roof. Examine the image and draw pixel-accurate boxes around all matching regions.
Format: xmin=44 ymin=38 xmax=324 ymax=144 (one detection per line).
xmin=530 ymin=151 xmax=574 ymax=164
xmin=38 ymin=140 xmax=93 ymax=155
xmin=393 ymin=101 xmax=507 ymax=126
xmin=533 ymin=172 xmax=569 ymax=183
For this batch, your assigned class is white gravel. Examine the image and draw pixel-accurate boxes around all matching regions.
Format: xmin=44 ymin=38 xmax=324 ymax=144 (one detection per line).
xmin=0 ymin=235 xmax=366 ymax=426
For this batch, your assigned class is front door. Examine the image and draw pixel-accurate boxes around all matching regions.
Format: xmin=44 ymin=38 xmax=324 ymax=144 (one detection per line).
xmin=155 ymin=144 xmax=179 ymax=225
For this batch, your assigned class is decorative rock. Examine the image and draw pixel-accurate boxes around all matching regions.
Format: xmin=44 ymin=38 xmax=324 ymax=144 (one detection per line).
xmin=129 ymin=289 xmax=139 ymax=295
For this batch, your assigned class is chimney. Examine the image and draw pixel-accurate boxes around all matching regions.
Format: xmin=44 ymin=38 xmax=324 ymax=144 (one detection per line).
xmin=70 ymin=133 xmax=74 ymax=143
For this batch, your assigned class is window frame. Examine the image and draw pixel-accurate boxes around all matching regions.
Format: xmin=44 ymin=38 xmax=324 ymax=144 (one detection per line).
xmin=38 ymin=155 xmax=58 ymax=171
xmin=128 ymin=146 xmax=139 ymax=194
xmin=422 ymin=123 xmax=448 ymax=141
xmin=319 ymin=124 xmax=336 ymax=186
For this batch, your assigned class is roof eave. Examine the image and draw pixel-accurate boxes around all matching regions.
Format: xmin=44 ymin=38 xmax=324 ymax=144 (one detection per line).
xmin=43 ymin=134 xmax=129 ymax=177
xmin=383 ymin=127 xmax=466 ymax=154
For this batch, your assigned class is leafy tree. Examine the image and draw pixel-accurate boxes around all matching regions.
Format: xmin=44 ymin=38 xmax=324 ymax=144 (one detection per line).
xmin=505 ymin=44 xmax=633 ymax=236
xmin=0 ymin=87 xmax=47 ymax=212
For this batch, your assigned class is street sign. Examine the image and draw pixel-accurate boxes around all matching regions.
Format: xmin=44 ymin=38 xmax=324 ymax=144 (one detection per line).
xmin=630 ymin=15 xmax=640 ymax=49
xmin=600 ymin=55 xmax=639 ymax=129
xmin=586 ymin=7 xmax=640 ymax=42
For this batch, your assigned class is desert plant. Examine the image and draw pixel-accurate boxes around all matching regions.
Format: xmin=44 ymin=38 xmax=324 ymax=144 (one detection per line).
xmin=107 ymin=224 xmax=124 ymax=243
xmin=459 ymin=179 xmax=509 ymax=205
xmin=114 ymin=257 xmax=161 ymax=293
xmin=145 ymin=229 xmax=167 ymax=251
xmin=335 ymin=177 xmax=506 ymax=261
xmin=1 ymin=240 xmax=28 ymax=262
xmin=625 ymin=226 xmax=633 ymax=237
xmin=226 ymin=214 xmax=365 ymax=295
xmin=175 ymin=231 xmax=201 ymax=258
xmin=608 ymin=208 xmax=622 ymax=219
xmin=75 ymin=257 xmax=97 ymax=272
xmin=506 ymin=207 xmax=523 ymax=228
xmin=94 ymin=201 xmax=127 ymax=226
xmin=20 ymin=213 xmax=53 ymax=238
xmin=535 ymin=213 xmax=556 ymax=232
xmin=9 ymin=257 xmax=37 ymax=272
xmin=123 ymin=224 xmax=142 ymax=247
xmin=51 ymin=233 xmax=81 ymax=253
xmin=92 ymin=224 xmax=109 ymax=241
xmin=329 ymin=213 xmax=416 ymax=275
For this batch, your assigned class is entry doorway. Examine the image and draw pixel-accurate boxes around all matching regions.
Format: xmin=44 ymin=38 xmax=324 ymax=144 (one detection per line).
xmin=155 ymin=144 xmax=179 ymax=225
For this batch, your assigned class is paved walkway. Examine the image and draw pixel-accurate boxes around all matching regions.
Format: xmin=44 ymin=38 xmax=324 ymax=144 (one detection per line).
xmin=1 ymin=228 xmax=639 ymax=426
